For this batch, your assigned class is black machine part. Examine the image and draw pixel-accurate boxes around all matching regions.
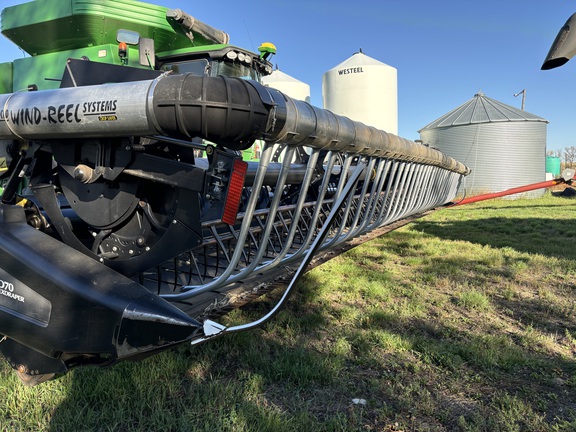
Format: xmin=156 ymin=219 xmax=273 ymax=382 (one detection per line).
xmin=542 ymin=12 xmax=576 ymax=70
xmin=28 ymin=141 xmax=205 ymax=278
xmin=0 ymin=205 xmax=201 ymax=378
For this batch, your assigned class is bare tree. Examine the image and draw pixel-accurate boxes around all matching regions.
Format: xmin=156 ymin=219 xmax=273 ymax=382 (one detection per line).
xmin=563 ymin=146 xmax=576 ymax=168
xmin=547 ymin=149 xmax=562 ymax=158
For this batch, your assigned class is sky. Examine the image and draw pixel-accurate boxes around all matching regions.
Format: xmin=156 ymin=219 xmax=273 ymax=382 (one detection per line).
xmin=0 ymin=0 xmax=575 ymax=151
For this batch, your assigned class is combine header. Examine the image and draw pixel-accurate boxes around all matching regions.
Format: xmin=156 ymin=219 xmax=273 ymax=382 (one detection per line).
xmin=0 ymin=0 xmax=469 ymax=385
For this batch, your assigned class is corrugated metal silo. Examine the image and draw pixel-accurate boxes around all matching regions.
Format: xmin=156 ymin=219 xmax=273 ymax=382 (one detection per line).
xmin=261 ymin=68 xmax=311 ymax=103
xmin=419 ymin=92 xmax=548 ymax=198
xmin=322 ymin=51 xmax=398 ymax=134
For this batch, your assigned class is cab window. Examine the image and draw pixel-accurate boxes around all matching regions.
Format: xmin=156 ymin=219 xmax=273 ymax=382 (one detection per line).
xmin=160 ymin=59 xmax=210 ymax=75
xmin=212 ymin=61 xmax=259 ymax=81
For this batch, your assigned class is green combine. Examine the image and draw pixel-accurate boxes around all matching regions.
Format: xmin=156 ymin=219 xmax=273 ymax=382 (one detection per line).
xmin=0 ymin=0 xmax=274 ymax=93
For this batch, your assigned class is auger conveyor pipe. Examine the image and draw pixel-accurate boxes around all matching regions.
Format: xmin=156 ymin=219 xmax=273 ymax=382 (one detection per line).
xmin=0 ymin=74 xmax=469 ymax=176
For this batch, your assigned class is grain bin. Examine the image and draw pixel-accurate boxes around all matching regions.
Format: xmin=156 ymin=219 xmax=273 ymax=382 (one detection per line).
xmin=419 ymin=92 xmax=548 ymax=198
xmin=260 ymin=69 xmax=312 ymax=162
xmin=322 ymin=51 xmax=397 ymax=134
xmin=261 ymin=68 xmax=310 ymax=103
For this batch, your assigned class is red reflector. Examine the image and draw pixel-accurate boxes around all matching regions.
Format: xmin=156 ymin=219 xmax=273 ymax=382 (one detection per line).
xmin=221 ymin=159 xmax=248 ymax=225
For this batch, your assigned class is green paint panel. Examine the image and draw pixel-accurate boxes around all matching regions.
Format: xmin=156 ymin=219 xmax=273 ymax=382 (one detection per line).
xmin=157 ymin=44 xmax=230 ymax=59
xmin=0 ymin=62 xmax=13 ymax=93
xmin=10 ymin=45 xmax=119 ymax=92
xmin=0 ymin=0 xmax=208 ymax=56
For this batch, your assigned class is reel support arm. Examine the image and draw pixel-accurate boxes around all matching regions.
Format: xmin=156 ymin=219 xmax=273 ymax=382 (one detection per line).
xmin=191 ymin=161 xmax=368 ymax=345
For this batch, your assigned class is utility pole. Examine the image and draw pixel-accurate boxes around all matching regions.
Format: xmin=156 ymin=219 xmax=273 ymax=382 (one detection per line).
xmin=514 ymin=89 xmax=526 ymax=110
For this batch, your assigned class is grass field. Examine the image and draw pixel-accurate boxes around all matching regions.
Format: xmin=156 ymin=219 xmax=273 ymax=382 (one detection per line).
xmin=1 ymin=192 xmax=575 ymax=431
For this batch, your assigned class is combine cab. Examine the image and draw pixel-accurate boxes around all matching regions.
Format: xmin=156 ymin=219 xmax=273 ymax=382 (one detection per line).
xmin=0 ymin=0 xmax=469 ymax=385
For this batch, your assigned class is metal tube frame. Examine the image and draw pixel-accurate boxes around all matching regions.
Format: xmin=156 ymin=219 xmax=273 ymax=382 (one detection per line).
xmin=154 ymin=137 xmax=467 ymax=303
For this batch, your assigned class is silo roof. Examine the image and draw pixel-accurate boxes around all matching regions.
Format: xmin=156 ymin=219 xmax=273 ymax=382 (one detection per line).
xmin=419 ymin=92 xmax=548 ymax=131
xmin=262 ymin=69 xmax=307 ymax=85
xmin=328 ymin=51 xmax=396 ymax=71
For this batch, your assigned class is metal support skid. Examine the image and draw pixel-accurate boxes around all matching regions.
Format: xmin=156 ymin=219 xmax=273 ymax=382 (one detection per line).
xmin=0 ymin=72 xmax=469 ymax=383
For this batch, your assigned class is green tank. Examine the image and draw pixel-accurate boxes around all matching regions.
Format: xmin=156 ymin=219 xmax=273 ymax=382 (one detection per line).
xmin=546 ymin=156 xmax=561 ymax=177
xmin=0 ymin=0 xmax=273 ymax=92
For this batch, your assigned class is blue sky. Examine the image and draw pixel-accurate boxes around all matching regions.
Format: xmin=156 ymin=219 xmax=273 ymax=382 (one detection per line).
xmin=0 ymin=0 xmax=574 ymax=151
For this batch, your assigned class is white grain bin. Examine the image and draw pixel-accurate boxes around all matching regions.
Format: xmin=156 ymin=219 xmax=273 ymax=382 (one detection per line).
xmin=261 ymin=69 xmax=310 ymax=103
xmin=419 ymin=92 xmax=548 ymax=198
xmin=260 ymin=69 xmax=311 ymax=161
xmin=322 ymin=51 xmax=398 ymax=134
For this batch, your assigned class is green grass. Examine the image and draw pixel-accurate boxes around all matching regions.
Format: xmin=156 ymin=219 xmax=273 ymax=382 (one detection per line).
xmin=1 ymin=192 xmax=576 ymax=431
xmin=456 ymin=289 xmax=491 ymax=311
